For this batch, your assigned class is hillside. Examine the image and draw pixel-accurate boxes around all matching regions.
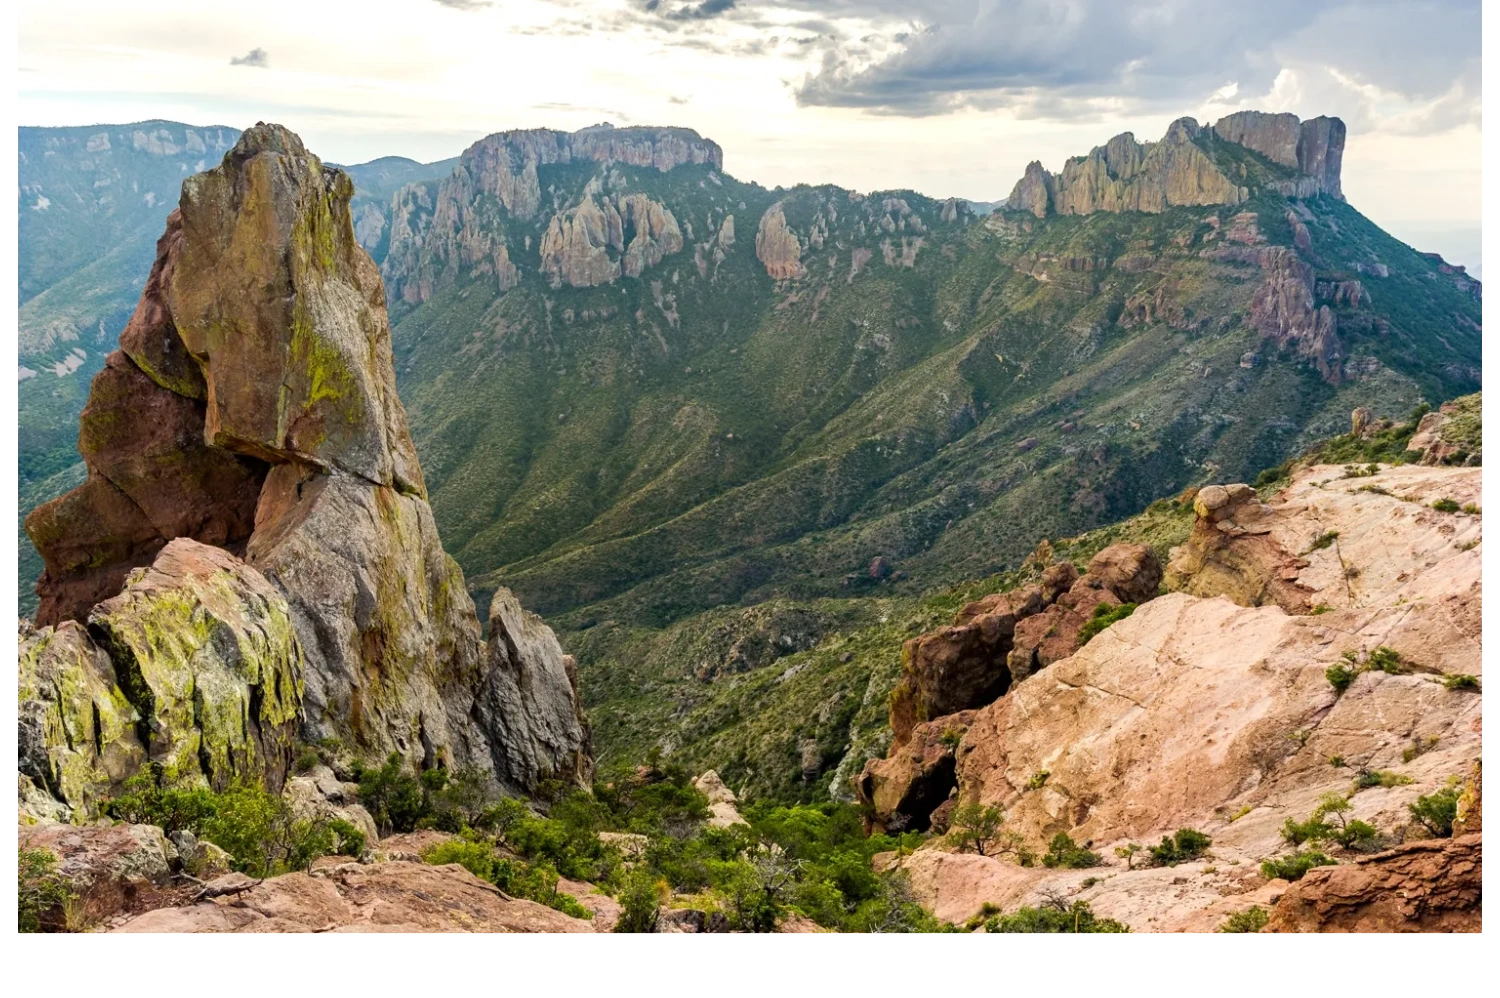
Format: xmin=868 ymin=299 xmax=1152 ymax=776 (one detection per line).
xmin=356 ymin=114 xmax=1480 ymax=782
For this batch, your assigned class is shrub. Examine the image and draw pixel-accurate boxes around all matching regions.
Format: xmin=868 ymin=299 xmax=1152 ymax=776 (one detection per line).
xmin=19 ymin=848 xmax=76 ymax=932
xmin=102 ymin=771 xmax=218 ymax=832
xmin=422 ymin=839 xmax=500 ymax=880
xmin=293 ymin=747 xmax=322 ymax=774
xmin=615 ymin=870 xmax=666 ymax=933
xmin=1261 ymin=850 xmax=1335 ymax=881
xmin=1218 ymin=906 xmax=1270 ymax=933
xmin=1366 ymin=646 xmax=1408 ymax=674
xmin=947 ymin=801 xmax=1005 ymax=857
xmin=1077 ymin=602 xmax=1137 ymax=646
xmin=1026 ymin=770 xmax=1050 ymax=790
xmin=1308 ymin=531 xmax=1340 ymax=552
xmin=985 ymin=899 xmax=1128 ymax=933
xmin=1353 ymin=769 xmax=1412 ymax=790
xmin=938 ymin=728 xmax=964 ymax=750
xmin=1442 ymin=674 xmax=1480 ymax=692
xmin=354 ymin=754 xmax=428 ymax=835
xmin=1113 ymin=842 xmax=1142 ymax=869
xmin=1041 ymin=833 xmax=1101 ymax=869
xmin=1150 ymin=828 xmax=1212 ymax=866
xmin=1408 ymin=786 xmax=1461 ymax=838
xmin=1431 ymin=498 xmax=1461 ymax=513
xmin=1326 ymin=662 xmax=1358 ymax=694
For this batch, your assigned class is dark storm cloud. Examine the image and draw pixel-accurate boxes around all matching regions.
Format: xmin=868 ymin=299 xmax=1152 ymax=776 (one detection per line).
xmin=229 ymin=47 xmax=270 ymax=68
xmin=784 ymin=0 xmax=1481 ymax=121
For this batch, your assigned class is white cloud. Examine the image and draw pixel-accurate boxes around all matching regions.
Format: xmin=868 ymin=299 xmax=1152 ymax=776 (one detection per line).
xmin=16 ymin=0 xmax=1481 ymax=227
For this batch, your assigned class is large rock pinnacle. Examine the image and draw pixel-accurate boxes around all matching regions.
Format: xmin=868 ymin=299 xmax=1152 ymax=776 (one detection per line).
xmin=23 ymin=124 xmax=591 ymax=806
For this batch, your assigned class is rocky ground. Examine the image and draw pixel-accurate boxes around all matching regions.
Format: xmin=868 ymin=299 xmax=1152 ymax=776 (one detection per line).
xmin=863 ymin=459 xmax=1482 ymax=931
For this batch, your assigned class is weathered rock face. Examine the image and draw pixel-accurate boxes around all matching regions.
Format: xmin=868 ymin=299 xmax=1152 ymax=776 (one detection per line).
xmin=1407 ymin=392 xmax=1482 ymax=466
xmin=537 ymin=192 xmax=683 ymax=288
xmin=19 ymin=620 xmax=146 ymax=813
xmin=856 ymin=712 xmax=974 ymax=833
xmin=885 ymin=543 xmax=1160 ymax=748
xmin=1250 ymin=247 xmax=1343 ymax=383
xmin=21 ymin=124 xmax=591 ymax=804
xmin=754 ymin=202 xmax=805 ymax=279
xmin=20 ymin=821 xmax=177 ymax=929
xmin=1003 ymin=113 xmax=1344 ymax=218
xmin=1265 ymin=835 xmax=1481 ymax=932
xmin=475 ymin=588 xmax=593 ymax=792
xmin=383 ymin=124 xmax=718 ymax=303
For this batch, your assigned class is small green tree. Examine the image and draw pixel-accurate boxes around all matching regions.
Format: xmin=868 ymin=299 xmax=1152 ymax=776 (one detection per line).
xmin=1149 ymin=828 xmax=1212 ymax=866
xmin=1261 ymin=849 xmax=1336 ymax=881
xmin=1408 ymin=786 xmax=1461 ymax=838
xmin=1114 ymin=842 xmax=1142 ymax=870
xmin=614 ymin=870 xmax=665 ymax=933
xmin=1041 ymin=833 xmax=1101 ymax=869
xmin=948 ymin=801 xmax=1005 ymax=857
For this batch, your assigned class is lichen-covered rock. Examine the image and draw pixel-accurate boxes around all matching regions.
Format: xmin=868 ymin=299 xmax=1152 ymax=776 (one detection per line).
xmin=21 ymin=123 xmax=592 ymax=802
xmin=755 ymin=202 xmax=805 ymax=279
xmin=474 ymin=588 xmax=592 ymax=792
xmin=19 ymin=620 xmax=145 ymax=814
xmin=87 ymin=538 xmax=303 ymax=794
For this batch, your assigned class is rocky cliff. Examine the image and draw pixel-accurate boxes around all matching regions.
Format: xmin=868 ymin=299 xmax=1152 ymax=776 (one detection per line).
xmin=21 ymin=124 xmax=591 ymax=813
xmin=864 ymin=454 xmax=1480 ymax=931
xmin=382 ymin=124 xmax=717 ymax=304
xmin=1006 ymin=112 xmax=1345 ymax=218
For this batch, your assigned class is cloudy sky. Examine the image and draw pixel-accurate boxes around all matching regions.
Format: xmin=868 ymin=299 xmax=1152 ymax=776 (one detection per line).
xmin=19 ymin=0 xmax=1483 ymax=267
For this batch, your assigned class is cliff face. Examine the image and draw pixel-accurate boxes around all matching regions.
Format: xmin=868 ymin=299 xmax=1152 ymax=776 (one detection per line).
xmin=1006 ymin=112 xmax=1345 ymax=218
xmin=21 ymin=125 xmax=591 ymax=810
xmin=382 ymin=124 xmax=717 ymax=304
xmin=537 ymin=191 xmax=684 ymax=288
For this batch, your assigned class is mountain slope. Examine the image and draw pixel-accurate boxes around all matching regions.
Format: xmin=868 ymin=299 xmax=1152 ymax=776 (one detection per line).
xmin=375 ymin=116 xmax=1478 ymax=638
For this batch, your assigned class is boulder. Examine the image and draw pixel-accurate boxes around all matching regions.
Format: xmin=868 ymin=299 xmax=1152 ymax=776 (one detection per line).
xmin=1085 ymin=543 xmax=1162 ymax=604
xmin=20 ymin=822 xmax=177 ymax=929
xmin=856 ymin=712 xmax=974 ymax=833
xmin=1265 ymin=835 xmax=1481 ymax=932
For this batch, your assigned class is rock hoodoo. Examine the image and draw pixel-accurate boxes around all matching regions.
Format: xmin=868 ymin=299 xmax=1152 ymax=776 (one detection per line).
xmin=754 ymin=202 xmax=805 ymax=279
xmin=538 ymin=192 xmax=684 ymax=288
xmin=21 ymin=124 xmax=591 ymax=813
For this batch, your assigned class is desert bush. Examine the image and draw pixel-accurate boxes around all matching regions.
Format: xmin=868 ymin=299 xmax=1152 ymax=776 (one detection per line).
xmin=1408 ymin=786 xmax=1461 ymax=838
xmin=1149 ymin=828 xmax=1212 ymax=866
xmin=1041 ymin=833 xmax=1101 ymax=869
xmin=1218 ymin=906 xmax=1270 ymax=933
xmin=1260 ymin=850 xmax=1335 ymax=881
xmin=19 ymin=848 xmax=76 ymax=933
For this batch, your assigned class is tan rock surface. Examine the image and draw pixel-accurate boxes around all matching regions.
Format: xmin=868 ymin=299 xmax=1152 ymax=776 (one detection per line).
xmin=754 ymin=203 xmax=805 ymax=279
xmin=111 ymin=861 xmax=595 ymax=933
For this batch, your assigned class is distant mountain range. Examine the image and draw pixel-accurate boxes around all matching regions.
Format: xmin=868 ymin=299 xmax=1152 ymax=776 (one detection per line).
xmin=16 ymin=114 xmax=1482 ymax=790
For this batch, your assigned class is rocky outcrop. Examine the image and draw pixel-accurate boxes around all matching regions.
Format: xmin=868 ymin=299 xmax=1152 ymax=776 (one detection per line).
xmin=1003 ymin=112 xmax=1344 ymax=218
xmin=20 ymin=124 xmax=591 ymax=806
xmin=692 ymin=770 xmax=748 ymax=828
xmin=883 ymin=461 xmax=1480 ymax=930
xmin=537 ymin=192 xmax=683 ymax=288
xmin=383 ymin=124 xmax=718 ymax=303
xmin=857 ymin=713 xmax=974 ymax=833
xmin=1407 ymin=392 xmax=1482 ymax=466
xmin=1005 ymin=161 xmax=1052 ymax=218
xmin=1165 ymin=465 xmax=1481 ymax=615
xmin=111 ymin=862 xmax=595 ymax=932
xmin=755 ymin=202 xmax=805 ymax=279
xmin=1250 ymin=247 xmax=1343 ymax=383
xmin=1213 ymin=111 xmax=1345 ymax=199
xmin=1265 ymin=835 xmax=1481 ymax=932
xmin=21 ymin=539 xmax=301 ymax=813
xmin=475 ymin=589 xmax=593 ymax=791
xmin=885 ymin=545 xmax=1160 ymax=747
xmin=20 ymin=821 xmax=177 ymax=929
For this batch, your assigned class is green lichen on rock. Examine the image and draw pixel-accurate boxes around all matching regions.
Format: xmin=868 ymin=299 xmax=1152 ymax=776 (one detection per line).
xmin=19 ymin=619 xmax=145 ymax=816
xmin=87 ymin=539 xmax=303 ymax=794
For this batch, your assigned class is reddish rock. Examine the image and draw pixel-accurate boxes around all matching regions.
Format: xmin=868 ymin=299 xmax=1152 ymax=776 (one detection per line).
xmin=19 ymin=822 xmax=178 ymax=929
xmin=856 ymin=712 xmax=974 ymax=833
xmin=1085 ymin=543 xmax=1162 ymax=604
xmin=1265 ymin=835 xmax=1481 ymax=932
